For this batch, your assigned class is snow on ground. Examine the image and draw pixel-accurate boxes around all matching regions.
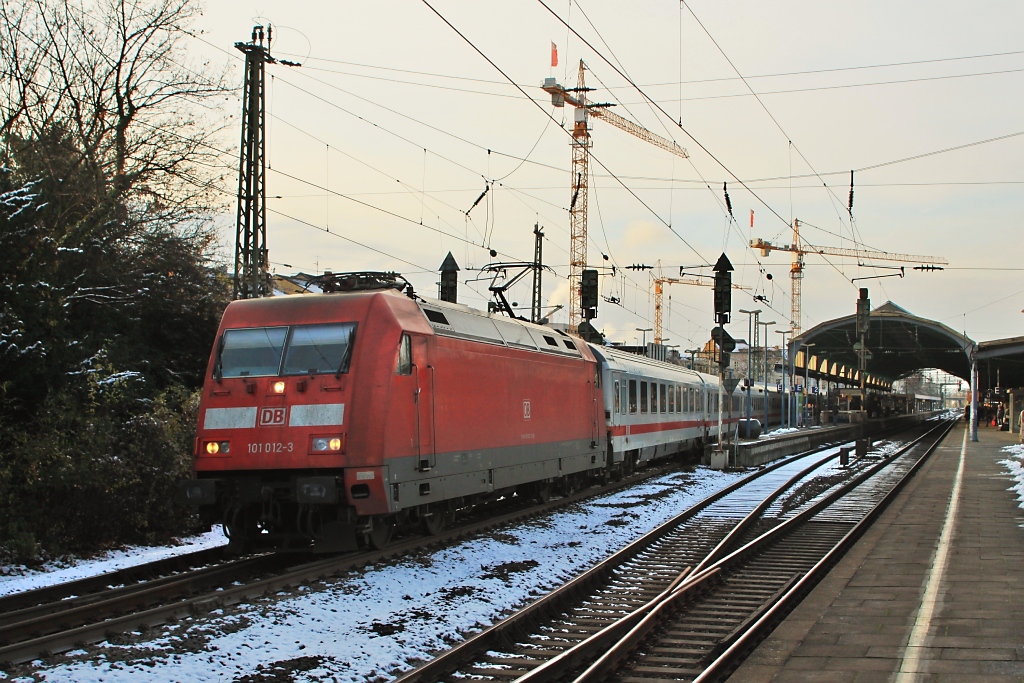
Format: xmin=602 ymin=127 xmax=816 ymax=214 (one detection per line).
xmin=999 ymin=444 xmax=1024 ymax=514
xmin=0 ymin=527 xmax=227 ymax=598
xmin=4 ymin=468 xmax=745 ymax=683
xmin=759 ymin=427 xmax=799 ymax=439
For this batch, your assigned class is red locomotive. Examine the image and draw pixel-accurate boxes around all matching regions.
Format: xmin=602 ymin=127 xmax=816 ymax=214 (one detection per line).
xmin=180 ymin=272 xmax=742 ymax=552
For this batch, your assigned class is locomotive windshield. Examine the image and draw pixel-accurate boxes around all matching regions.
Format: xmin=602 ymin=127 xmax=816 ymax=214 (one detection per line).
xmin=282 ymin=323 xmax=356 ymax=375
xmin=217 ymin=323 xmax=357 ymax=378
xmin=219 ymin=327 xmax=287 ymax=377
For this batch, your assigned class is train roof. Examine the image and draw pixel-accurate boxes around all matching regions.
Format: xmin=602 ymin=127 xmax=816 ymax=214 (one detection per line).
xmin=588 ymin=344 xmax=716 ymax=386
xmin=416 ymin=296 xmax=588 ymax=360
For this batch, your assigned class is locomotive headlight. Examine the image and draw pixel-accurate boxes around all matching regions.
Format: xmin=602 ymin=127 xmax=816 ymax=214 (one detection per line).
xmin=272 ymin=381 xmax=286 ymax=394
xmin=311 ymin=436 xmax=343 ymax=453
xmin=203 ymin=440 xmax=230 ymax=455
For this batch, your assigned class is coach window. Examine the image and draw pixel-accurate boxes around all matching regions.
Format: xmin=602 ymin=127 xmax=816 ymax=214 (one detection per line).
xmin=660 ymin=384 xmax=667 ymax=413
xmin=640 ymin=381 xmax=648 ymax=413
xmin=650 ymin=383 xmax=657 ymax=414
xmin=395 ymin=334 xmax=412 ymax=375
xmin=676 ymin=386 xmax=682 ymax=412
xmin=669 ymin=384 xmax=676 ymax=413
xmin=614 ymin=380 xmax=621 ymax=413
xmin=629 ymin=380 xmax=637 ymax=414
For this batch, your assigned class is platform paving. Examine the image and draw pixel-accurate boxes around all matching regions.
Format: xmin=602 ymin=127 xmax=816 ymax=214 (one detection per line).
xmin=728 ymin=422 xmax=1024 ymax=683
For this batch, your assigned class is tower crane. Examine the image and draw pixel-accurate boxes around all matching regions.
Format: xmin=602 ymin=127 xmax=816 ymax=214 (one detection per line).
xmin=543 ymin=61 xmax=690 ymax=335
xmin=751 ymin=219 xmax=948 ymax=333
xmin=653 ymin=275 xmax=751 ymax=344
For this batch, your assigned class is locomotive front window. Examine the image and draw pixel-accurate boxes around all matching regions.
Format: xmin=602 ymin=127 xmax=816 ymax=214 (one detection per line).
xmin=219 ymin=327 xmax=288 ymax=377
xmin=283 ymin=323 xmax=357 ymax=375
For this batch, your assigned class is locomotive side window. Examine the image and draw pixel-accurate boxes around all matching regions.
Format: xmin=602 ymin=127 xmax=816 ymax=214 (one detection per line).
xmin=629 ymin=380 xmax=637 ymax=414
xmin=640 ymin=381 xmax=648 ymax=413
xmin=283 ymin=323 xmax=358 ymax=375
xmin=219 ymin=327 xmax=288 ymax=377
xmin=396 ymin=334 xmax=412 ymax=375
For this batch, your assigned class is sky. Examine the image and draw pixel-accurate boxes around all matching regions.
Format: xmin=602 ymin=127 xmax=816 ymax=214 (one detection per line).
xmin=187 ymin=0 xmax=1024 ymax=347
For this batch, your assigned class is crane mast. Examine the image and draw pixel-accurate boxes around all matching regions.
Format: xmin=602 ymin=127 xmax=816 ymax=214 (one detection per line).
xmin=543 ymin=61 xmax=689 ymax=334
xmin=568 ymin=62 xmax=590 ymax=334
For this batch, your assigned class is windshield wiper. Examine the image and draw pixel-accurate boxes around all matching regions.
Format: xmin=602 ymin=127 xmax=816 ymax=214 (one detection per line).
xmin=336 ymin=329 xmax=356 ymax=378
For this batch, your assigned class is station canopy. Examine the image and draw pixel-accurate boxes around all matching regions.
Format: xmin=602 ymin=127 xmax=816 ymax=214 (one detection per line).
xmin=976 ymin=336 xmax=1024 ymax=393
xmin=788 ymin=302 xmax=973 ymax=390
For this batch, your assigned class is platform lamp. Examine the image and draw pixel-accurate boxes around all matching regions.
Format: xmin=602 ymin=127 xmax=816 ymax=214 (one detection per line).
xmin=777 ymin=329 xmax=793 ymax=428
xmin=758 ymin=321 xmax=775 ymax=429
xmin=684 ymin=348 xmax=699 ymax=371
xmin=802 ymin=342 xmax=816 ymax=427
xmin=739 ymin=309 xmax=761 ymax=437
xmin=634 ymin=329 xmax=651 ymax=358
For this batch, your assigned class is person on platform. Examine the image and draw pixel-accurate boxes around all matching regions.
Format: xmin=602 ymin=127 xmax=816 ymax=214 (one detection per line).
xmin=1019 ymin=408 xmax=1024 ymax=444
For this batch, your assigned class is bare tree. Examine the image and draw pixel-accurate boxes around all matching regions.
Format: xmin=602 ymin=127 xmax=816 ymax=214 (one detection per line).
xmin=0 ymin=0 xmax=233 ymax=238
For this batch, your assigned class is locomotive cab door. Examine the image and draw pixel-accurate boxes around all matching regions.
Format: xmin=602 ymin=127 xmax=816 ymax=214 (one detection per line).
xmin=410 ymin=335 xmax=436 ymax=471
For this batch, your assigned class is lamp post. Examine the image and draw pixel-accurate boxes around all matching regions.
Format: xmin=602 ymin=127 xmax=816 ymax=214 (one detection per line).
xmin=801 ymin=342 xmax=816 ymax=427
xmin=739 ymin=309 xmax=761 ymax=437
xmin=777 ymin=329 xmax=793 ymax=428
xmin=636 ymin=327 xmax=652 ymax=349
xmin=685 ymin=348 xmax=699 ymax=371
xmin=758 ymin=321 xmax=775 ymax=429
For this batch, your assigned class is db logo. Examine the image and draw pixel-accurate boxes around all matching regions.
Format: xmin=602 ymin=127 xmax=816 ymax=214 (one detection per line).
xmin=523 ymin=400 xmax=531 ymax=420
xmin=259 ymin=407 xmax=286 ymax=426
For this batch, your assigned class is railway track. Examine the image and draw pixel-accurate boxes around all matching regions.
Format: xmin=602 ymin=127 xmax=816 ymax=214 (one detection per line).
xmin=0 ymin=454 xmax=695 ymax=665
xmin=392 ymin=417 xmax=954 ymax=683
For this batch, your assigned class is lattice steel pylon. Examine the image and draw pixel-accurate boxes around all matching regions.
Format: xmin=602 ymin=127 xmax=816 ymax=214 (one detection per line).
xmin=543 ymin=61 xmax=689 ymax=335
xmin=233 ymin=26 xmax=273 ymax=300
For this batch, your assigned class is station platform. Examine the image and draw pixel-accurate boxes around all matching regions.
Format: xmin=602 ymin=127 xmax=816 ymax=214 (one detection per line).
xmin=729 ymin=422 xmax=1024 ymax=682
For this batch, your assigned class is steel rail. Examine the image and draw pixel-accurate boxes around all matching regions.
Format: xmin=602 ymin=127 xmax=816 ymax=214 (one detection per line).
xmin=0 ymin=546 xmax=229 ymax=616
xmin=510 ymin=444 xmax=853 ymax=683
xmin=0 ymin=458 xmax=684 ymax=665
xmin=0 ymin=554 xmax=281 ymax=645
xmin=570 ymin=417 xmax=955 ymax=683
xmin=390 ymin=421 xmax=919 ymax=683
xmin=691 ymin=417 xmax=958 ymax=683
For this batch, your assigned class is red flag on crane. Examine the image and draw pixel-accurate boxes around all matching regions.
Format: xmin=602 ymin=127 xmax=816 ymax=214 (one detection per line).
xmin=551 ymin=42 xmax=558 ymax=67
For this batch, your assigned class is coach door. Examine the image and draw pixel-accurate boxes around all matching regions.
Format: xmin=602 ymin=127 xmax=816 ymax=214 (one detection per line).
xmin=410 ymin=335 xmax=436 ymax=471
